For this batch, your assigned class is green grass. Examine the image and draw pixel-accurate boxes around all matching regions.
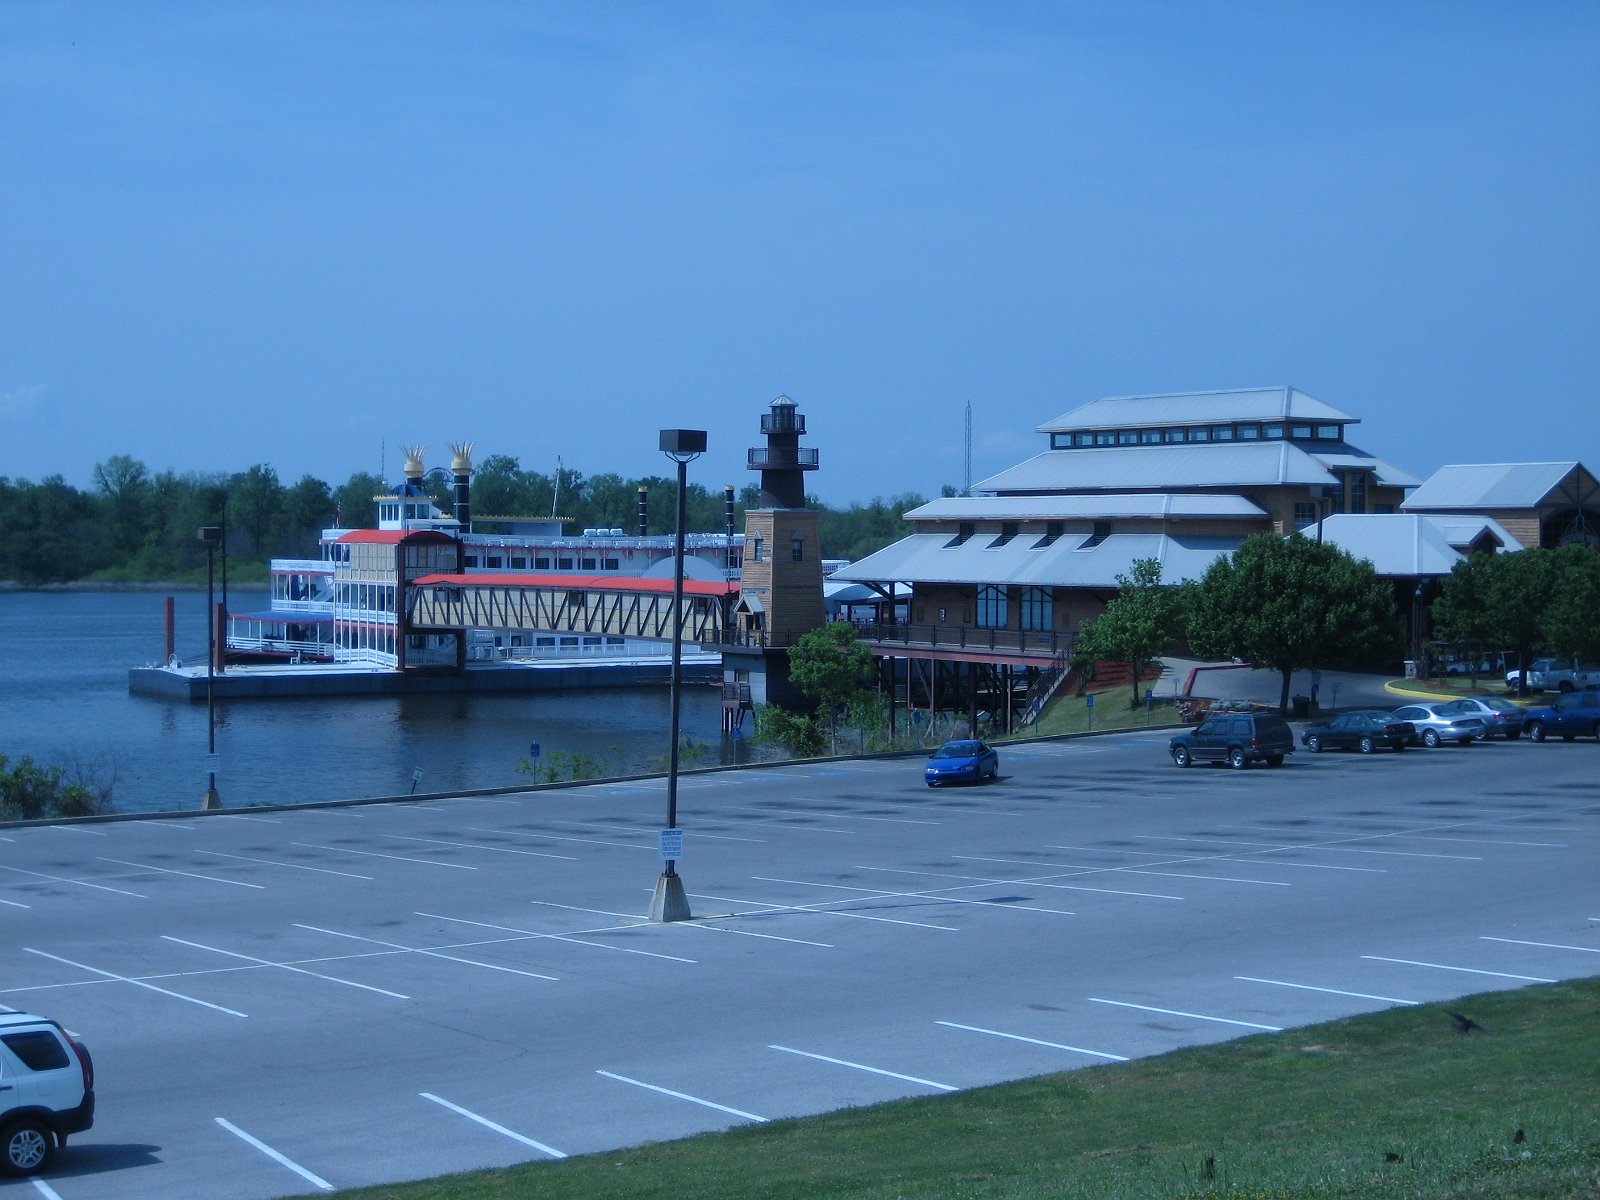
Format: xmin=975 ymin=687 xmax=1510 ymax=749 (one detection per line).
xmin=331 ymin=980 xmax=1600 ymax=1200
xmin=1025 ymin=690 xmax=1183 ymax=738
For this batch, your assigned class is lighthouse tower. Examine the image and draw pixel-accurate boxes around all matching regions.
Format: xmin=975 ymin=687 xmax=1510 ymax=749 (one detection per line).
xmin=724 ymin=395 xmax=825 ymax=711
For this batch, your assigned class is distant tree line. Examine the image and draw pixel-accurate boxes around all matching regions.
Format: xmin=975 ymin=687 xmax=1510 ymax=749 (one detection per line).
xmin=0 ymin=454 xmax=930 ymax=584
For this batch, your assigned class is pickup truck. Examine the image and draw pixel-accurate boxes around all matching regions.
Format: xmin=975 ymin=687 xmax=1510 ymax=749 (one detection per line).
xmin=1505 ymin=658 xmax=1600 ymax=693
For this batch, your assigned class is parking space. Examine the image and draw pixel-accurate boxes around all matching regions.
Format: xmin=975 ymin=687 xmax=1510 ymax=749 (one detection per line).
xmin=3 ymin=732 xmax=1596 ymax=1197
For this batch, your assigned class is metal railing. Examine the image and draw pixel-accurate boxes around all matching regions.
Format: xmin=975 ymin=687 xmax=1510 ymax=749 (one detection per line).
xmin=852 ymin=621 xmax=1075 ymax=659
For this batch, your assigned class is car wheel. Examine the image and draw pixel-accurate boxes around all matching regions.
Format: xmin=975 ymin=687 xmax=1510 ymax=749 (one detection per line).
xmin=1422 ymin=729 xmax=1440 ymax=748
xmin=2 ymin=1118 xmax=54 ymax=1176
xmin=1228 ymin=747 xmax=1248 ymax=770
xmin=1172 ymin=746 xmax=1191 ymax=768
xmin=1265 ymin=755 xmax=1284 ymax=767
xmin=1527 ymin=722 xmax=1546 ymax=743
xmin=1306 ymin=734 xmax=1322 ymax=753
xmin=1359 ymin=735 xmax=1375 ymax=754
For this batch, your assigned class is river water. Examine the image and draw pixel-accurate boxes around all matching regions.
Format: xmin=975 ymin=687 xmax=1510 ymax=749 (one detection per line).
xmin=0 ymin=590 xmax=759 ymax=815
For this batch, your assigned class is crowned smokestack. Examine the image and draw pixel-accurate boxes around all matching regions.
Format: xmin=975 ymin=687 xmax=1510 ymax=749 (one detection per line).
xmin=637 ymin=486 xmax=649 ymax=536
xmin=449 ymin=441 xmax=474 ymax=528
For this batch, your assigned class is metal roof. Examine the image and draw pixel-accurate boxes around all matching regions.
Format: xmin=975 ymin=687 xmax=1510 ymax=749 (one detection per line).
xmin=904 ymin=494 xmax=1267 ymax=521
xmin=1314 ymin=514 xmax=1522 ymax=577
xmin=1401 ymin=462 xmax=1582 ymax=510
xmin=976 ymin=441 xmax=1340 ymax=493
xmin=1038 ymin=387 xmax=1357 ymax=433
xmin=1308 ymin=451 xmax=1421 ymax=489
xmin=831 ymin=531 xmax=1243 ymax=589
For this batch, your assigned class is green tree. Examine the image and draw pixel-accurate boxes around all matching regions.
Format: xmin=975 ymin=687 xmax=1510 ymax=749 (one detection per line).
xmin=282 ymin=475 xmax=334 ymax=556
xmin=1539 ymin=545 xmax=1600 ymax=666
xmin=785 ymin=621 xmax=879 ymax=754
xmin=1189 ymin=533 xmax=1401 ymax=713
xmin=228 ymin=464 xmax=283 ymax=557
xmin=1479 ymin=548 xmax=1560 ymax=695
xmin=92 ymin=454 xmax=151 ymax=558
xmin=333 ymin=472 xmax=385 ymax=529
xmin=1430 ymin=551 xmax=1498 ymax=686
xmin=1075 ymin=558 xmax=1182 ymax=708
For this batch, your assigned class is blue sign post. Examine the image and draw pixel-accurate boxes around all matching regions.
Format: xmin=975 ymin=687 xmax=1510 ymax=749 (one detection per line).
xmin=1085 ymin=692 xmax=1094 ymax=731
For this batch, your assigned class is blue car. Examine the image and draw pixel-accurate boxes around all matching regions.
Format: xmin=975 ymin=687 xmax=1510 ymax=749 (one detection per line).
xmin=924 ymin=739 xmax=999 ymax=787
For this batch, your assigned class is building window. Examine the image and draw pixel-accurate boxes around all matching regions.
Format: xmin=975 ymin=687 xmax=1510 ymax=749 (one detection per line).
xmin=1211 ymin=425 xmax=1235 ymax=441
xmin=558 ymin=556 xmax=574 ymax=570
xmin=1020 ymin=587 xmax=1053 ymax=631
xmin=1074 ymin=432 xmax=1094 ymax=447
xmin=1082 ymin=521 xmax=1112 ymax=548
xmin=534 ymin=556 xmax=550 ymax=570
xmin=1141 ymin=429 xmax=1162 ymax=444
xmin=1237 ymin=423 xmax=1260 ymax=440
xmin=510 ymin=556 xmax=527 ymax=569
xmin=1262 ymin=423 xmax=1284 ymax=439
xmin=977 ymin=585 xmax=1008 ymax=629
xmin=1094 ymin=431 xmax=1116 ymax=446
xmin=1316 ymin=424 xmax=1340 ymax=440
xmin=790 ymin=533 xmax=804 ymax=561
xmin=580 ymin=557 xmax=597 ymax=570
xmin=1328 ymin=476 xmax=1347 ymax=516
xmin=1118 ymin=430 xmax=1139 ymax=445
xmin=1293 ymin=502 xmax=1317 ymax=530
xmin=1350 ymin=472 xmax=1367 ymax=514
xmin=603 ymin=557 xmax=620 ymax=570
xmin=1290 ymin=424 xmax=1313 ymax=439
xmin=1034 ymin=520 xmax=1064 ymax=548
xmin=1164 ymin=428 xmax=1186 ymax=444
xmin=988 ymin=521 xmax=1018 ymax=548
xmin=1188 ymin=427 xmax=1209 ymax=442
xmin=1051 ymin=433 xmax=1072 ymax=449
xmin=486 ymin=556 xmax=503 ymax=568
xmin=945 ymin=521 xmax=975 ymax=548
xmin=464 ymin=555 xmax=479 ymax=567
xmin=751 ymin=536 xmax=764 ymax=562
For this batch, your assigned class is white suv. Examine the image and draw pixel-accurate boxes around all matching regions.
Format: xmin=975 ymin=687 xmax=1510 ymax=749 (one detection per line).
xmin=0 ymin=1012 xmax=95 ymax=1175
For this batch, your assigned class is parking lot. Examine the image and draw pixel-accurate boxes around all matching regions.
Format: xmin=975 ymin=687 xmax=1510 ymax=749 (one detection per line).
xmin=4 ymin=730 xmax=1598 ymax=1198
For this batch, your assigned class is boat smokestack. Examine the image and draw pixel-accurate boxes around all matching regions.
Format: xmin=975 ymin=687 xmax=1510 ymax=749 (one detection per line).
xmin=401 ymin=445 xmax=426 ymax=488
xmin=724 ymin=484 xmax=736 ymax=573
xmin=449 ymin=441 xmax=474 ymax=528
xmin=637 ymin=486 xmax=648 ymax=536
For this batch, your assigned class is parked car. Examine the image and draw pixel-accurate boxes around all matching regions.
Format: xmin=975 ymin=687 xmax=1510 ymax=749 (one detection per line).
xmin=1388 ymin=703 xmax=1487 ymax=747
xmin=1300 ymin=710 xmax=1414 ymax=754
xmin=1168 ymin=711 xmax=1295 ymax=769
xmin=0 ymin=1013 xmax=94 ymax=1176
xmin=1438 ymin=696 xmax=1526 ymax=740
xmin=925 ymin=739 xmax=999 ymax=786
xmin=1522 ymin=690 xmax=1600 ymax=743
xmin=1506 ymin=658 xmax=1600 ymax=693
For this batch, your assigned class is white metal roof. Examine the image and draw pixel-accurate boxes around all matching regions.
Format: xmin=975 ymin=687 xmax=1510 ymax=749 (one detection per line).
xmin=903 ymin=494 xmax=1267 ymax=521
xmin=1308 ymin=451 xmax=1421 ymax=489
xmin=977 ymin=440 xmax=1340 ymax=493
xmin=1038 ymin=387 xmax=1357 ymax=433
xmin=1401 ymin=462 xmax=1583 ymax=510
xmin=831 ymin=531 xmax=1243 ymax=589
xmin=1314 ymin=514 xmax=1522 ymax=577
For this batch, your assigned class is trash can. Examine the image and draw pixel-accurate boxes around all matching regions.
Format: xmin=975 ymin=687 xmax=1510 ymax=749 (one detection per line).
xmin=1292 ymin=695 xmax=1310 ymax=719
xmin=1404 ymin=659 xmax=1417 ymax=680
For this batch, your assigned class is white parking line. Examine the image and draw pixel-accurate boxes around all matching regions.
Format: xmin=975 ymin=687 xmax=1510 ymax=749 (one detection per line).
xmin=1480 ymin=936 xmax=1600 ymax=955
xmin=420 ymin=1092 xmax=566 ymax=1158
xmin=756 ymin=874 xmax=1076 ymax=917
xmin=163 ymin=936 xmax=411 ymax=998
xmin=0 ymin=862 xmax=147 ymax=899
xmin=194 ymin=849 xmax=374 ymax=880
xmin=691 ymin=891 xmax=959 ymax=931
xmin=289 ymin=842 xmax=479 ymax=869
xmin=1 ymin=897 xmax=28 ymax=909
xmin=1360 ymin=956 xmax=1556 ymax=982
xmin=415 ymin=912 xmax=696 ymax=963
xmin=1404 ymin=835 xmax=1567 ymax=848
xmin=769 ymin=1044 xmax=958 ymax=1091
xmin=596 ymin=1070 xmax=768 ymax=1121
xmin=936 ymin=1021 xmax=1128 ymax=1061
xmin=98 ymin=857 xmax=267 ymax=889
xmin=294 ymin=924 xmax=560 ymax=981
xmin=1134 ymin=834 xmax=1476 ymax=861
xmin=1233 ymin=976 xmax=1419 ymax=1005
xmin=681 ymin=921 xmax=834 ymax=948
xmin=944 ymin=858 xmax=1183 ymax=899
xmin=384 ymin=833 xmax=579 ymax=861
xmin=1088 ymin=998 xmax=1282 ymax=1031
xmin=29 ymin=1175 xmax=64 ymax=1199
xmin=216 ymin=1117 xmax=333 ymax=1191
xmin=42 ymin=825 xmax=108 ymax=837
xmin=466 ymin=825 xmax=645 ymax=851
xmin=26 ymin=949 xmax=247 ymax=1017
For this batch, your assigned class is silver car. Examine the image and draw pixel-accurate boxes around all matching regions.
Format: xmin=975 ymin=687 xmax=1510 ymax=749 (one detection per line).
xmin=1439 ymin=696 xmax=1526 ymax=740
xmin=1389 ymin=702 xmax=1486 ymax=747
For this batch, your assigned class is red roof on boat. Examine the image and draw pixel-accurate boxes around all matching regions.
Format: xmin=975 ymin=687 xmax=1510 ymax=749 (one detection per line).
xmin=336 ymin=529 xmax=459 ymax=545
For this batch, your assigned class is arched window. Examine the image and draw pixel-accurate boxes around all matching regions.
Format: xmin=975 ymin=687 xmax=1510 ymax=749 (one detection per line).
xmin=977 ymin=585 xmax=1008 ymax=629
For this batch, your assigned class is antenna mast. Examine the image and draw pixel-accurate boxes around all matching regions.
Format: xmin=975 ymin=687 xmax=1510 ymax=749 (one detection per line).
xmin=964 ymin=401 xmax=972 ymax=495
xmin=551 ymin=455 xmax=562 ymax=518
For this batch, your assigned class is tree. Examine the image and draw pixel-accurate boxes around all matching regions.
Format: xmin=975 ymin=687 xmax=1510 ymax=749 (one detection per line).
xmin=1188 ymin=533 xmax=1401 ymax=713
xmin=1075 ymin=558 xmax=1182 ymax=708
xmin=1430 ymin=551 xmax=1498 ymax=686
xmin=1479 ymin=549 xmax=1560 ymax=695
xmin=1539 ymin=545 xmax=1600 ymax=666
xmin=92 ymin=454 xmax=151 ymax=558
xmin=333 ymin=472 xmax=385 ymax=529
xmin=228 ymin=464 xmax=283 ymax=557
xmin=785 ymin=621 xmax=879 ymax=754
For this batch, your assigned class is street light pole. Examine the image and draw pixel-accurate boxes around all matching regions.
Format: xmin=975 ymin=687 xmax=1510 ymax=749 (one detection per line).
xmin=650 ymin=429 xmax=706 ymax=922
xmin=198 ymin=525 xmax=224 ymax=809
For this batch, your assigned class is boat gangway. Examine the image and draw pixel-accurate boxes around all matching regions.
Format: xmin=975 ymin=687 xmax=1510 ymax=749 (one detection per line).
xmin=406 ymin=573 xmax=737 ymax=642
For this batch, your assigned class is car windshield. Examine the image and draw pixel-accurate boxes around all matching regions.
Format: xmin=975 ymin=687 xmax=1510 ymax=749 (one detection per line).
xmin=934 ymin=742 xmax=980 ymax=759
xmin=1479 ymin=698 xmax=1518 ymax=713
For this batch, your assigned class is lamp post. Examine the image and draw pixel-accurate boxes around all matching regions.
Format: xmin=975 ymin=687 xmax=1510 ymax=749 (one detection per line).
xmin=650 ymin=429 xmax=706 ymax=922
xmin=1412 ymin=581 xmax=1426 ymax=678
xmin=198 ymin=525 xmax=224 ymax=809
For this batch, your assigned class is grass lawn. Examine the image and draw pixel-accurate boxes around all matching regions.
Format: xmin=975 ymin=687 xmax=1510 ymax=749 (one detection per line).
xmin=331 ymin=980 xmax=1599 ymax=1200
xmin=1024 ymin=690 xmax=1183 ymax=739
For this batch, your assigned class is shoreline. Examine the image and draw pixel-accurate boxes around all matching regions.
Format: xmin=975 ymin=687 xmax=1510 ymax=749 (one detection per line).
xmin=0 ymin=579 xmax=265 ymax=593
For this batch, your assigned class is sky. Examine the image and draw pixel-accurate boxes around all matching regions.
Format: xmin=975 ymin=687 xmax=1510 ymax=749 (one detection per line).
xmin=3 ymin=1 xmax=1597 ymax=506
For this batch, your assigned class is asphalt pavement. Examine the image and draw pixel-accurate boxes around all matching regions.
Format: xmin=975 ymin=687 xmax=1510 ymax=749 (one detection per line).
xmin=3 ymin=728 xmax=1596 ymax=1198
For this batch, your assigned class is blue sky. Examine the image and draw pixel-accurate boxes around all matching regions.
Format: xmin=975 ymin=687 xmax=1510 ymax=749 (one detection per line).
xmin=3 ymin=1 xmax=1596 ymax=505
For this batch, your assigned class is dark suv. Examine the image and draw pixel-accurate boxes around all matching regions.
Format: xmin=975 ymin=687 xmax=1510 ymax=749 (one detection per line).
xmin=1170 ymin=712 xmax=1296 ymax=769
xmin=1523 ymin=690 xmax=1600 ymax=742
